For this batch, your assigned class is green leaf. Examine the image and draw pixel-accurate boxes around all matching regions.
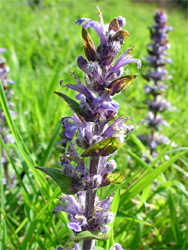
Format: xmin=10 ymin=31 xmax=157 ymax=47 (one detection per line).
xmin=71 ymin=231 xmax=109 ymax=243
xmin=0 ymin=81 xmax=50 ymax=198
xmin=0 ymin=209 xmax=22 ymax=249
xmin=81 ymin=137 xmax=120 ymax=157
xmin=123 ymin=148 xmax=148 ymax=168
xmin=0 ymin=139 xmax=7 ymax=250
xmin=106 ymin=188 xmax=120 ymax=249
xmin=94 ymin=247 xmax=106 ymax=250
xmin=117 ymin=211 xmax=153 ymax=226
xmin=120 ymin=150 xmax=187 ymax=206
xmin=107 ymin=173 xmax=125 ymax=184
xmin=54 ymin=91 xmax=82 ymax=116
xmin=40 ymin=123 xmax=61 ymax=167
xmin=168 ymin=191 xmax=182 ymax=245
xmin=130 ymin=222 xmax=143 ymax=249
xmin=35 ymin=167 xmax=75 ymax=194
xmin=130 ymin=134 xmax=153 ymax=161
xmin=20 ymin=187 xmax=67 ymax=250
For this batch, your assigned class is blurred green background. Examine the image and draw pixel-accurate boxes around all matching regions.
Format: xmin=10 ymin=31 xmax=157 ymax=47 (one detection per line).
xmin=0 ymin=0 xmax=188 ymax=249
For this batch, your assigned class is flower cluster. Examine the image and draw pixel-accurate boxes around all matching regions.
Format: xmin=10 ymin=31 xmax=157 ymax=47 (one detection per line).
xmin=36 ymin=7 xmax=141 ymax=249
xmin=0 ymin=48 xmax=16 ymax=186
xmin=53 ymin=191 xmax=114 ymax=234
xmin=141 ymin=10 xmax=172 ymax=156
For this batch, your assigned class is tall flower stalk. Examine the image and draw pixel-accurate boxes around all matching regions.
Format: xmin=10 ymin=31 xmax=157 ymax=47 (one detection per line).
xmin=0 ymin=48 xmax=16 ymax=186
xmin=36 ymin=7 xmax=141 ymax=250
xmin=141 ymin=10 xmax=172 ymax=158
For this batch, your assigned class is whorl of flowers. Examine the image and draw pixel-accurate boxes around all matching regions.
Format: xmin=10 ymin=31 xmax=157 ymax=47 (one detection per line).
xmin=36 ymin=7 xmax=141 ymax=249
xmin=141 ymin=10 xmax=172 ymax=157
xmin=0 ymin=48 xmax=16 ymax=186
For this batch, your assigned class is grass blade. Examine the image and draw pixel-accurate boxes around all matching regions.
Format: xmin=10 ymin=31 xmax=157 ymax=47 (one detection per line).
xmin=120 ymin=150 xmax=187 ymax=205
xmin=40 ymin=123 xmax=61 ymax=167
xmin=106 ymin=187 xmax=120 ymax=249
xmin=0 ymin=82 xmax=51 ymax=198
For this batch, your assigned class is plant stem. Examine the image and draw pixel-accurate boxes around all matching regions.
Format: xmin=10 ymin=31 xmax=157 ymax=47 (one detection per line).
xmin=83 ymin=156 xmax=99 ymax=250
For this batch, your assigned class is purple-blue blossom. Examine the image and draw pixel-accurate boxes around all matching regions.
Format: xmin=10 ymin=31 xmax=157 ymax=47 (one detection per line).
xmin=36 ymin=7 xmax=141 ymax=249
xmin=53 ymin=191 xmax=114 ymax=233
xmin=0 ymin=48 xmax=16 ymax=187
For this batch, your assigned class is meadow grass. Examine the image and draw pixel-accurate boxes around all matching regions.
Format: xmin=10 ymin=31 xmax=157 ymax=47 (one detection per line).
xmin=0 ymin=0 xmax=188 ymax=249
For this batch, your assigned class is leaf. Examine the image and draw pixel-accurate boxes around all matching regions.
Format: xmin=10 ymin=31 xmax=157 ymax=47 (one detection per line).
xmin=94 ymin=247 xmax=105 ymax=250
xmin=40 ymin=123 xmax=61 ymax=167
xmin=54 ymin=92 xmax=82 ymax=116
xmin=120 ymin=150 xmax=187 ymax=206
xmin=130 ymin=222 xmax=143 ymax=249
xmin=0 ymin=81 xmax=50 ymax=198
xmin=82 ymin=27 xmax=96 ymax=61
xmin=71 ymin=231 xmax=109 ymax=242
xmin=112 ymin=29 xmax=130 ymax=41
xmin=81 ymin=137 xmax=120 ymax=157
xmin=124 ymin=148 xmax=148 ymax=168
xmin=130 ymin=134 xmax=153 ymax=161
xmin=106 ymin=188 xmax=120 ymax=248
xmin=107 ymin=173 xmax=125 ymax=184
xmin=20 ymin=187 xmax=70 ymax=250
xmin=35 ymin=167 xmax=75 ymax=194
xmin=142 ymin=73 xmax=150 ymax=81
xmin=168 ymin=191 xmax=182 ymax=245
xmin=108 ymin=19 xmax=120 ymax=32
xmin=117 ymin=211 xmax=153 ymax=226
xmin=108 ymin=75 xmax=137 ymax=95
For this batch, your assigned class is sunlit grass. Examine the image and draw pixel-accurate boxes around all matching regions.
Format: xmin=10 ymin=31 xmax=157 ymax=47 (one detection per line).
xmin=0 ymin=0 xmax=187 ymax=249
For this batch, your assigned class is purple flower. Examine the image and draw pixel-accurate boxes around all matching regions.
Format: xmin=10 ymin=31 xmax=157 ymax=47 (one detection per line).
xmin=148 ymin=133 xmax=171 ymax=149
xmin=1 ymin=49 xmax=16 ymax=185
xmin=144 ymin=83 xmax=167 ymax=95
xmin=102 ymin=115 xmax=133 ymax=138
xmin=144 ymin=96 xmax=171 ymax=112
xmin=110 ymin=243 xmax=124 ymax=250
xmin=144 ymin=112 xmax=168 ymax=128
xmin=36 ymin=7 xmax=141 ymax=249
xmin=53 ymin=191 xmax=115 ymax=233
xmin=107 ymin=47 xmax=141 ymax=76
xmin=92 ymin=89 xmax=120 ymax=112
xmin=56 ymin=247 xmax=64 ymax=250
xmin=140 ymin=9 xmax=172 ymax=156
xmin=60 ymin=115 xmax=88 ymax=139
xmin=76 ymin=7 xmax=107 ymax=45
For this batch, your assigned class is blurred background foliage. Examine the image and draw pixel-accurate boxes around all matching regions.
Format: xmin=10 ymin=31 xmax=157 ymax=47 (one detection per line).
xmin=0 ymin=0 xmax=188 ymax=249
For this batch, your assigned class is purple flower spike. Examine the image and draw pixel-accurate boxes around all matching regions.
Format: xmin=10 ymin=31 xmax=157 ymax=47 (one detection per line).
xmin=140 ymin=9 xmax=172 ymax=157
xmin=1 ymin=48 xmax=16 ymax=188
xmin=36 ymin=7 xmax=141 ymax=250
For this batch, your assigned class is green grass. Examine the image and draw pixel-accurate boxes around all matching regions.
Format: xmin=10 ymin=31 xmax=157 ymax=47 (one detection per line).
xmin=0 ymin=0 xmax=188 ymax=249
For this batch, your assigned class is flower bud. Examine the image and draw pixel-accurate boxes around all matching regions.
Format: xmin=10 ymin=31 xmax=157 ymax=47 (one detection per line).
xmin=100 ymin=225 xmax=111 ymax=234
